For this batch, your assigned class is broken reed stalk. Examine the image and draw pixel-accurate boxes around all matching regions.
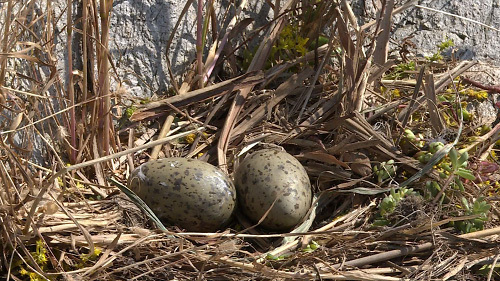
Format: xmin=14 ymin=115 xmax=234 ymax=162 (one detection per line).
xmin=67 ymin=0 xmax=77 ymax=163
xmin=150 ymin=115 xmax=175 ymax=160
xmin=98 ymin=0 xmax=112 ymax=157
xmin=327 ymin=225 xmax=500 ymax=270
xmin=0 ymin=0 xmax=13 ymax=95
xmin=81 ymin=0 xmax=89 ymax=161
xmin=196 ymin=0 xmax=204 ymax=89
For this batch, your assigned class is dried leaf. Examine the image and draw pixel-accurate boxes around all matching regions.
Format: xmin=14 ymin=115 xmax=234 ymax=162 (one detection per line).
xmin=299 ymin=150 xmax=350 ymax=169
xmin=343 ymin=151 xmax=372 ymax=176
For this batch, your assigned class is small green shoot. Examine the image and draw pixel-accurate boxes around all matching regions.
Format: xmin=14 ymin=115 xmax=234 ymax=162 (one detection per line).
xmin=373 ymin=160 xmax=396 ymax=183
xmin=266 ymin=253 xmax=289 ymax=261
xmin=453 ymin=197 xmax=491 ymax=233
xmin=373 ymin=187 xmax=421 ymax=226
xmin=427 ymin=37 xmax=454 ymax=62
xmin=384 ymin=61 xmax=416 ymax=80
xmin=301 ymin=240 xmax=320 ymax=253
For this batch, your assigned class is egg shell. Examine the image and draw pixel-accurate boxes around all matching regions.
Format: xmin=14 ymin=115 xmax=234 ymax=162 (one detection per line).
xmin=234 ymin=149 xmax=312 ymax=231
xmin=128 ymin=158 xmax=236 ymax=232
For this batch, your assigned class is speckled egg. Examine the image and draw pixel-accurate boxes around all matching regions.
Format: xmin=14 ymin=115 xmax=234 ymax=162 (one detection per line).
xmin=128 ymin=158 xmax=236 ymax=232
xmin=234 ymin=149 xmax=312 ymax=231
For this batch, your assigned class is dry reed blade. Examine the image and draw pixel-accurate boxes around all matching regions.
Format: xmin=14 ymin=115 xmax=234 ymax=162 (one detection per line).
xmin=150 ymin=115 xmax=175 ymax=160
xmin=217 ymin=0 xmax=298 ymax=171
xmin=424 ymin=72 xmax=445 ymax=135
xmin=0 ymin=0 xmax=13 ymax=93
xmin=95 ymin=0 xmax=114 ymax=158
xmin=232 ymin=68 xmax=314 ymax=138
xmin=66 ymin=0 xmax=77 ymax=163
xmin=295 ymin=35 xmax=334 ymax=122
xmin=130 ymin=70 xmax=264 ymax=121
xmin=196 ymin=0 xmax=204 ymax=89
xmin=396 ymin=61 xmax=477 ymax=121
xmin=203 ymin=0 xmax=248 ymax=82
xmin=395 ymin=65 xmax=425 ymax=145
xmin=373 ymin=0 xmax=394 ymax=67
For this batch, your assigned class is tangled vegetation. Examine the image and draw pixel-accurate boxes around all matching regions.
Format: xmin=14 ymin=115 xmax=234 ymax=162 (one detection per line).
xmin=1 ymin=0 xmax=500 ymax=280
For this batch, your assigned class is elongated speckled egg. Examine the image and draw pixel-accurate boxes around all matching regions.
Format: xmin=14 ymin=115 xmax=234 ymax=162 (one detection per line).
xmin=234 ymin=149 xmax=312 ymax=231
xmin=128 ymin=158 xmax=236 ymax=232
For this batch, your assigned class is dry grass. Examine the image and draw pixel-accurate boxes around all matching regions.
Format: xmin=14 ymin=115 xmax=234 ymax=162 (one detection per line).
xmin=1 ymin=0 xmax=500 ymax=280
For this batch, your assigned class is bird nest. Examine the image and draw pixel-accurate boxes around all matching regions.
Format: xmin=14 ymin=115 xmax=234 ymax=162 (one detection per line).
xmin=1 ymin=1 xmax=500 ymax=280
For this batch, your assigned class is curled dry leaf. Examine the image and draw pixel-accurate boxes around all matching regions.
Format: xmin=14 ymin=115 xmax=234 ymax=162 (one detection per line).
xmin=44 ymin=201 xmax=59 ymax=215
xmin=299 ymin=150 xmax=350 ymax=169
xmin=343 ymin=151 xmax=372 ymax=177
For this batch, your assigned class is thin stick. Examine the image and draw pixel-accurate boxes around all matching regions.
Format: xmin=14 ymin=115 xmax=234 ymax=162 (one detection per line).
xmin=46 ymin=127 xmax=205 ymax=185
xmin=196 ymin=0 xmax=203 ymax=89
xmin=327 ymin=225 xmax=500 ymax=269
xmin=66 ymin=0 xmax=77 ymax=163
xmin=0 ymin=0 xmax=13 ymax=87
xmin=415 ymin=4 xmax=500 ymax=32
xmin=150 ymin=115 xmax=175 ymax=160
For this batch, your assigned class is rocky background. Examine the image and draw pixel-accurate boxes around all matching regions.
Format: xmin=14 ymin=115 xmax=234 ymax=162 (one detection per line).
xmin=99 ymin=0 xmax=500 ymax=97
xmin=107 ymin=0 xmax=272 ymax=97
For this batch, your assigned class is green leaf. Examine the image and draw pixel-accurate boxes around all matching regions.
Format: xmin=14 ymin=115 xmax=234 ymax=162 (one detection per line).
xmin=454 ymin=177 xmax=465 ymax=192
xmin=400 ymin=143 xmax=454 ymax=188
xmin=108 ymin=177 xmax=171 ymax=234
xmin=455 ymin=168 xmax=476 ymax=180
xmin=458 ymin=151 xmax=469 ymax=167
xmin=449 ymin=148 xmax=459 ymax=170
xmin=461 ymin=197 xmax=470 ymax=212
xmin=473 ymin=198 xmax=491 ymax=214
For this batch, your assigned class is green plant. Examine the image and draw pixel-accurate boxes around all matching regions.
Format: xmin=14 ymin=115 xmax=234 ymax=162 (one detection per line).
xmin=425 ymin=180 xmax=444 ymax=201
xmin=272 ymin=24 xmax=309 ymax=60
xmin=453 ymin=197 xmax=491 ymax=233
xmin=384 ymin=61 xmax=416 ymax=80
xmin=242 ymin=23 xmax=310 ymax=71
xmin=448 ymin=148 xmax=475 ymax=180
xmin=373 ymin=187 xmax=421 ymax=226
xmin=125 ymin=105 xmax=136 ymax=119
xmin=301 ymin=240 xmax=320 ymax=253
xmin=77 ymin=247 xmax=102 ymax=268
xmin=399 ymin=129 xmax=425 ymax=151
xmin=18 ymin=240 xmax=50 ymax=281
xmin=427 ymin=37 xmax=454 ymax=62
xmin=266 ymin=253 xmax=289 ymax=261
xmin=379 ymin=187 xmax=419 ymax=217
xmin=373 ymin=160 xmax=397 ymax=183
xmin=477 ymin=263 xmax=500 ymax=277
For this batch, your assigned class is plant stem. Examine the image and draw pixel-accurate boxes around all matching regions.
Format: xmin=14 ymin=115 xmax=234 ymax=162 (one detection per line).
xmin=67 ymin=0 xmax=77 ymax=163
xmin=0 ymin=0 xmax=13 ymax=103
xmin=196 ymin=0 xmax=203 ymax=89
xmin=98 ymin=0 xmax=112 ymax=156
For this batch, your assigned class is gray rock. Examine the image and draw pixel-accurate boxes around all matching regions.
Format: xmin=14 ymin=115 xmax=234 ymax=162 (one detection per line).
xmin=110 ymin=0 xmax=197 ymax=97
xmin=351 ymin=0 xmax=499 ymax=63
xmin=63 ymin=1 xmax=500 ymax=96
xmin=390 ymin=0 xmax=500 ymax=63
xmin=107 ymin=0 xmax=272 ymax=97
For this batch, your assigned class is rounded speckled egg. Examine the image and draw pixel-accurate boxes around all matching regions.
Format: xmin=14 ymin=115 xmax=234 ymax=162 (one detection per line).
xmin=128 ymin=158 xmax=236 ymax=232
xmin=234 ymin=149 xmax=312 ymax=231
